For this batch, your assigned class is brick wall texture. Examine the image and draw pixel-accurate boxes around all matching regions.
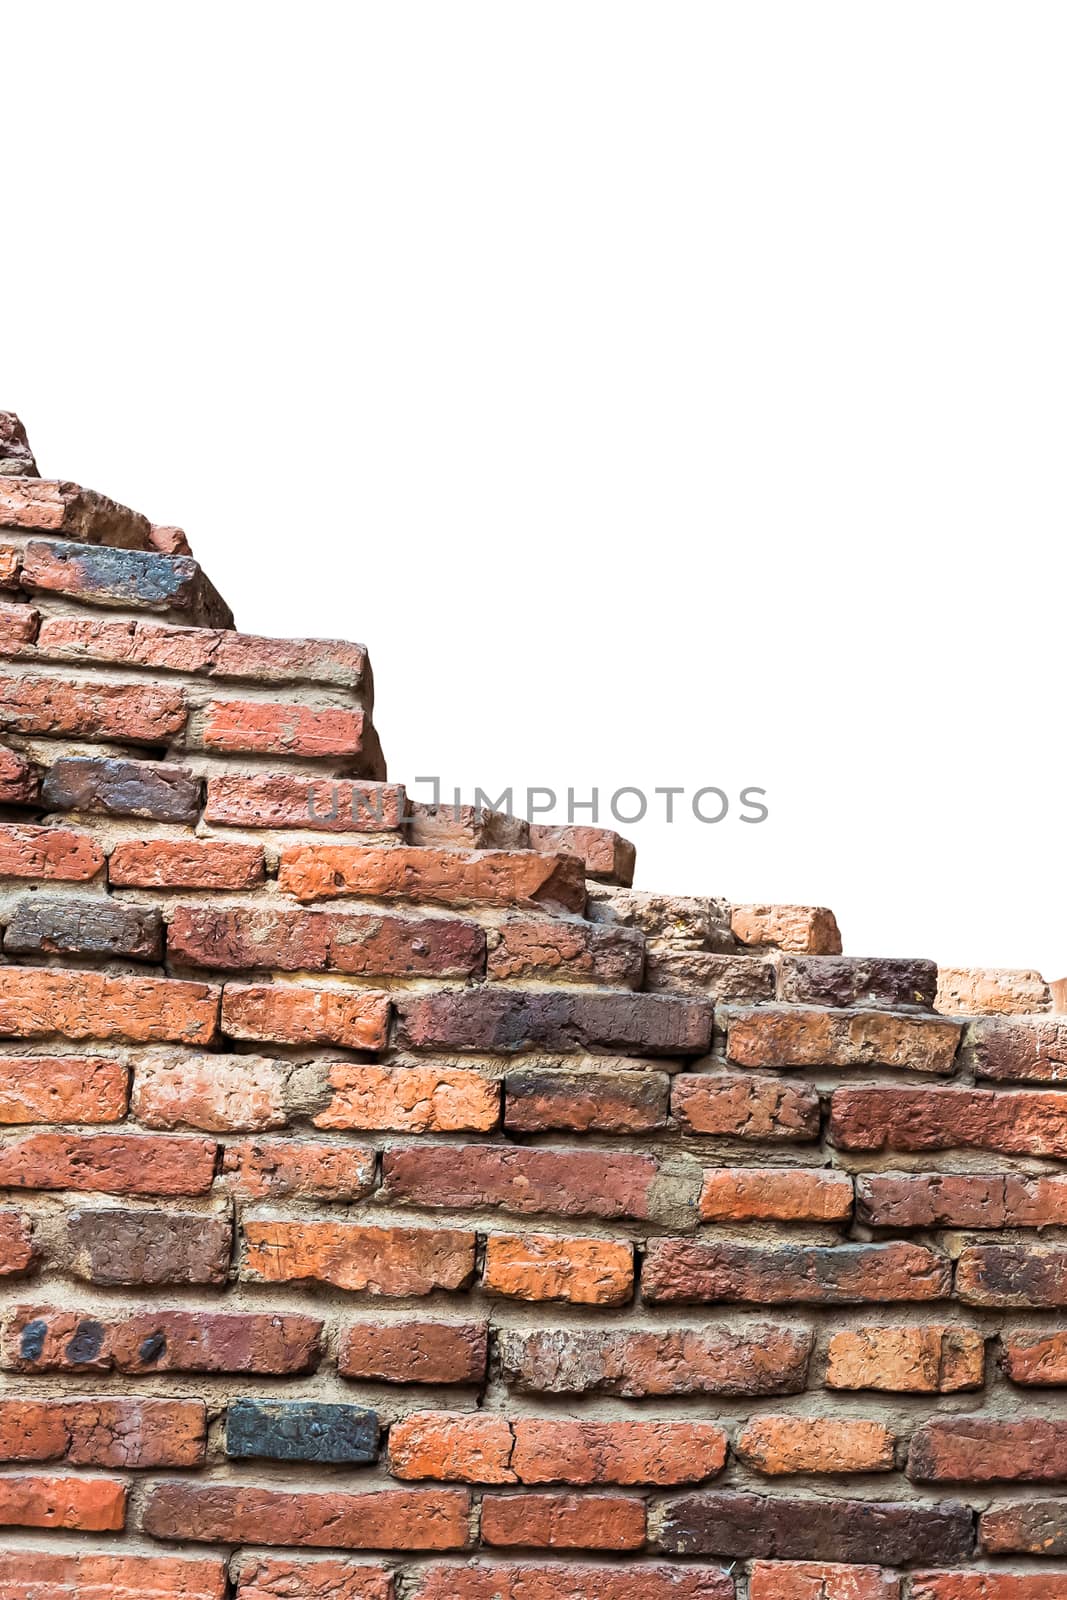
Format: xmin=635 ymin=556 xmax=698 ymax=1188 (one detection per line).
xmin=0 ymin=413 xmax=1062 ymax=1599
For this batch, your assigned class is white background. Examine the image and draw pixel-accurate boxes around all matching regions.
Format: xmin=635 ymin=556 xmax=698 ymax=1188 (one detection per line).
xmin=5 ymin=4 xmax=1063 ymax=974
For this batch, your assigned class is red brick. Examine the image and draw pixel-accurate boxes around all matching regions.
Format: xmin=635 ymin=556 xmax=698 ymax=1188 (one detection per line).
xmin=527 ymin=823 xmax=636 ymax=885
xmin=731 ymin=903 xmax=841 ymax=953
xmin=132 ymin=1049 xmax=287 ymax=1132
xmin=0 ymin=1472 xmax=126 ymax=1531
xmin=488 ymin=917 xmax=644 ymax=985
xmin=726 ymin=1006 xmax=960 ymax=1073
xmin=314 ymin=1063 xmax=499 ymax=1134
xmin=981 ymin=1503 xmax=1067 ymax=1556
xmin=339 ymin=1321 xmax=487 ymax=1386
xmin=66 ymin=1208 xmax=232 ymax=1287
xmin=672 ymin=1074 xmax=820 ymax=1140
xmin=504 ymin=1067 xmax=668 ymax=1134
xmin=699 ymin=1168 xmax=853 ymax=1223
xmin=6 ymin=1306 xmax=323 ymax=1375
xmin=1002 ymin=1329 xmax=1067 ymax=1385
xmin=908 ymin=1417 xmax=1067 ymax=1482
xmin=913 ymin=1579 xmax=1067 ymax=1600
xmin=858 ymin=1171 xmax=1067 ymax=1229
xmin=481 ymin=1492 xmax=645 ymax=1550
xmin=0 ymin=1550 xmax=227 ymax=1600
xmin=0 ymin=545 xmax=19 ymax=589
xmin=399 ymin=989 xmax=712 ymax=1057
xmin=0 ymin=1054 xmax=127 ymax=1124
xmin=142 ymin=1480 xmax=470 ymax=1549
xmin=389 ymin=1413 xmax=726 ymax=1486
xmin=242 ymin=1220 xmax=476 ymax=1297
xmin=236 ymin=1558 xmax=393 ymax=1600
xmin=199 ymin=699 xmax=370 ymax=760
xmin=0 ymin=1132 xmax=216 ymax=1195
xmin=498 ymin=1324 xmax=812 ymax=1398
xmin=737 ymin=1416 xmax=895 ymax=1475
xmin=0 ymin=823 xmax=104 ymax=881
xmin=958 ymin=1245 xmax=1067 ymax=1307
xmin=206 ymin=772 xmax=403 ymax=831
xmin=0 ymin=478 xmax=151 ymax=545
xmin=170 ymin=903 xmax=485 ymax=979
xmin=830 ymin=1086 xmax=1067 ymax=1158
xmin=0 ymin=967 xmax=218 ymax=1044
xmin=484 ymin=1233 xmax=633 ymax=1305
xmin=410 ymin=1566 xmax=732 ymax=1600
xmin=221 ymin=982 xmax=390 ymax=1049
xmin=0 ymin=744 xmax=40 ymax=804
xmin=109 ymin=836 xmax=265 ymax=889
xmin=825 ymin=1326 xmax=985 ymax=1393
xmin=223 ymin=1140 xmax=375 ymax=1201
xmin=0 ymin=601 xmax=39 ymax=650
xmin=280 ymin=844 xmax=587 ymax=913
xmin=0 ymin=1396 xmax=205 ymax=1467
xmin=0 ymin=674 xmax=186 ymax=743
xmin=750 ymin=1564 xmax=900 ymax=1600
xmin=0 ymin=1211 xmax=36 ymax=1276
xmin=642 ymin=1239 xmax=950 ymax=1305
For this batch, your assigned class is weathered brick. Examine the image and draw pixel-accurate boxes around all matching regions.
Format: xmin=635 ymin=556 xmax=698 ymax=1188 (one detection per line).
xmin=236 ymin=1558 xmax=392 ymax=1600
xmin=223 ymin=1140 xmax=375 ymax=1202
xmin=0 ymin=478 xmax=151 ymax=546
xmin=0 ymin=1472 xmax=127 ymax=1531
xmin=831 ymin=1086 xmax=1067 ymax=1158
xmin=142 ymin=1481 xmax=470 ymax=1549
xmin=858 ymin=1171 xmax=1067 ymax=1229
xmin=221 ymin=982 xmax=390 ymax=1049
xmin=0 ymin=1550 xmax=228 ymax=1600
xmin=0 ymin=600 xmax=38 ymax=650
xmin=672 ymin=1073 xmax=820 ymax=1141
xmin=0 ymin=822 xmax=104 ymax=881
xmin=738 ymin=1416 xmax=895 ymax=1475
xmin=0 ymin=743 xmax=40 ymax=804
xmin=21 ymin=539 xmax=232 ymax=626
xmin=149 ymin=525 xmax=192 ymax=555
xmin=0 ymin=673 xmax=186 ymax=743
xmin=644 ymin=950 xmax=777 ymax=1002
xmin=5 ymin=893 xmax=163 ymax=961
xmin=405 ymin=802 xmax=530 ymax=851
xmin=909 ymin=1417 xmax=1067 ymax=1482
xmin=66 ymin=1208 xmax=232 ymax=1286
xmin=398 ymin=990 xmax=712 ymax=1057
xmin=0 ymin=1053 xmax=128 ymax=1124
xmin=483 ymin=1233 xmax=633 ymax=1305
xmin=109 ymin=836 xmax=265 ymax=889
xmin=0 ymin=416 xmax=37 ymax=478
xmin=481 ymin=1492 xmax=645 ymax=1550
xmin=487 ymin=918 xmax=644 ymax=986
xmin=588 ymin=888 xmax=733 ymax=951
xmin=0 ymin=1396 xmax=205 ymax=1467
xmin=6 ymin=1305 xmax=323 ymax=1375
xmin=381 ymin=1143 xmax=690 ymax=1223
xmin=726 ymin=1006 xmax=960 ymax=1073
xmin=170 ymin=903 xmax=485 ymax=980
xmin=504 ymin=1068 xmax=668 ymax=1134
xmin=958 ymin=1245 xmax=1067 ymax=1307
xmin=41 ymin=754 xmax=202 ymax=822
xmin=654 ymin=1491 xmax=973 ymax=1563
xmin=0 ymin=1211 xmax=36 ymax=1276
xmin=731 ymin=903 xmax=842 ymax=954
xmin=0 ymin=545 xmax=20 ymax=589
xmin=133 ymin=1049 xmax=288 ymax=1132
xmin=0 ymin=1132 xmax=216 ymax=1196
xmin=389 ymin=1413 xmax=727 ymax=1486
xmin=1002 ymin=1328 xmax=1067 ymax=1385
xmin=242 ymin=1221 xmax=476 ymax=1296
xmin=980 ymin=1501 xmax=1067 ymax=1555
xmin=642 ymin=1240 xmax=951 ymax=1305
xmin=937 ymin=965 xmax=1051 ymax=1016
xmin=206 ymin=772 xmax=403 ymax=831
xmin=0 ymin=966 xmax=218 ymax=1044
xmin=914 ymin=1576 xmax=1067 ymax=1600
xmin=498 ymin=1324 xmax=812 ymax=1398
xmin=227 ymin=1399 xmax=379 ymax=1464
xmin=966 ymin=1016 xmax=1067 ymax=1083
xmin=825 ymin=1326 xmax=985 ymax=1393
xmin=750 ymin=1563 xmax=900 ymax=1600
xmin=339 ymin=1321 xmax=487 ymax=1386
xmin=527 ymin=823 xmax=636 ymax=885
xmin=410 ymin=1566 xmax=733 ymax=1600
xmin=699 ymin=1168 xmax=853 ymax=1223
xmin=776 ymin=956 xmax=937 ymax=1011
xmin=315 ymin=1063 xmax=499 ymax=1134
xmin=280 ymin=844 xmax=587 ymax=913
xmin=198 ymin=699 xmax=372 ymax=763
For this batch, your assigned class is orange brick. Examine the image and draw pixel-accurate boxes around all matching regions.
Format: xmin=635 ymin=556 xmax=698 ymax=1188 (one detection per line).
xmin=0 ymin=1211 xmax=36 ymax=1276
xmin=109 ymin=836 xmax=265 ymax=889
xmin=279 ymin=844 xmax=587 ymax=913
xmin=236 ymin=1558 xmax=393 ymax=1600
xmin=0 ymin=1054 xmax=128 ymax=1125
xmin=314 ymin=1062 xmax=498 ymax=1134
xmin=143 ymin=1480 xmax=470 ymax=1550
xmin=825 ymin=1327 xmax=985 ymax=1393
xmin=243 ymin=1221 xmax=476 ymax=1297
xmin=222 ymin=983 xmax=390 ymax=1049
xmin=200 ymin=699 xmax=369 ymax=760
xmin=222 ymin=1140 xmax=375 ymax=1202
xmin=0 ymin=1550 xmax=227 ymax=1600
xmin=750 ymin=1563 xmax=900 ymax=1600
xmin=481 ymin=1493 xmax=645 ymax=1550
xmin=731 ymin=903 xmax=842 ymax=953
xmin=132 ymin=1050 xmax=288 ymax=1133
xmin=0 ymin=674 xmax=186 ymax=743
xmin=0 ymin=1132 xmax=216 ymax=1196
xmin=726 ymin=1007 xmax=961 ymax=1074
xmin=0 ymin=823 xmax=104 ymax=881
xmin=0 ymin=1472 xmax=126 ymax=1531
xmin=483 ymin=1233 xmax=633 ymax=1305
xmin=0 ymin=1396 xmax=205 ymax=1468
xmin=737 ymin=1416 xmax=895 ymax=1474
xmin=0 ymin=967 xmax=218 ymax=1045
xmin=699 ymin=1168 xmax=853 ymax=1223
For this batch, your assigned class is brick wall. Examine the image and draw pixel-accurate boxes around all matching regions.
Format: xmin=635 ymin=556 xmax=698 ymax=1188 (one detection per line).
xmin=0 ymin=413 xmax=1063 ymax=1600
